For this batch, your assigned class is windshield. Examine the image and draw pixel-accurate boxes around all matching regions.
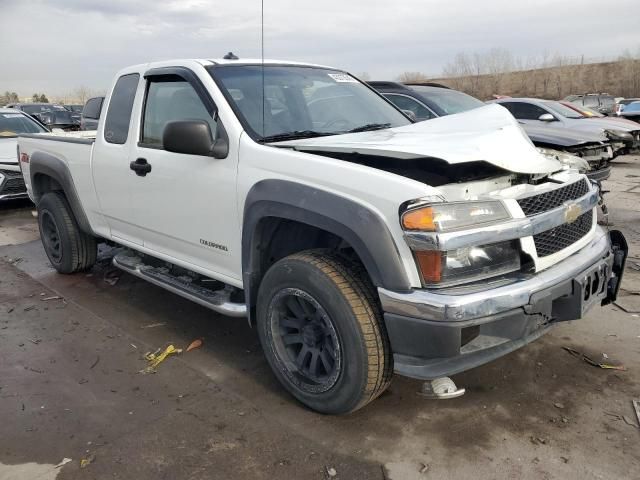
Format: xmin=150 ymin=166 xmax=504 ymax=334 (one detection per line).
xmin=544 ymin=101 xmax=584 ymax=119
xmin=210 ymin=65 xmax=410 ymax=140
xmin=0 ymin=112 xmax=47 ymax=137
xmin=409 ymin=86 xmax=484 ymax=115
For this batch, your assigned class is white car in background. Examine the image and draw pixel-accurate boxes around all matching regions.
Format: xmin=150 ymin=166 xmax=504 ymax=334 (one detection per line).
xmin=0 ymin=108 xmax=48 ymax=201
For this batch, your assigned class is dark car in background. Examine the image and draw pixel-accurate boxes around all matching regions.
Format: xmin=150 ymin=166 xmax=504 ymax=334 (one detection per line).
xmin=80 ymin=96 xmax=104 ymax=131
xmin=7 ymin=103 xmax=79 ymax=131
xmin=369 ymin=82 xmax=615 ymax=180
xmin=64 ymin=104 xmax=84 ymax=124
xmin=564 ymin=93 xmax=616 ymax=116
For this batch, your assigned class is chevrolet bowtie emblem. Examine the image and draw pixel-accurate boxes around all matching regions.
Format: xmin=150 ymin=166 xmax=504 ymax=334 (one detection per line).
xmin=564 ymin=203 xmax=582 ymax=224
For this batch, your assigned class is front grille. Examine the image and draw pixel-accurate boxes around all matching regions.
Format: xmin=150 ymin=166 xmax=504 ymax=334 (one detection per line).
xmin=533 ymin=211 xmax=593 ymax=257
xmin=0 ymin=170 xmax=26 ymax=195
xmin=517 ymin=179 xmax=589 ymax=216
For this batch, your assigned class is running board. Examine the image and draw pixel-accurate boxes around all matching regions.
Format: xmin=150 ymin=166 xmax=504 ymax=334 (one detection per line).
xmin=112 ymin=252 xmax=247 ymax=318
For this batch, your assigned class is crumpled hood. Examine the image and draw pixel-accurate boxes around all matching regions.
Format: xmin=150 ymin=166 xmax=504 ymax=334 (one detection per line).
xmin=273 ymin=104 xmax=562 ymax=174
xmin=0 ymin=137 xmax=18 ymax=164
xmin=521 ymin=123 xmax=608 ymax=147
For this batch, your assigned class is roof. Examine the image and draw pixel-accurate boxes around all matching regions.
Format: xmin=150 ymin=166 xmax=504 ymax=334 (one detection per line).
xmin=0 ymin=107 xmax=27 ymax=113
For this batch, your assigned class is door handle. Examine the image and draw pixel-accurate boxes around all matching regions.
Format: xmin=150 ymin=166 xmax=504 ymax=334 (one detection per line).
xmin=130 ymin=158 xmax=152 ymax=177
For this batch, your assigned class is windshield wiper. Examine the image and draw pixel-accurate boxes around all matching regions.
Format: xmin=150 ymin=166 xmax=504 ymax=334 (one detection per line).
xmin=345 ymin=123 xmax=391 ymax=133
xmin=260 ymin=130 xmax=336 ymax=143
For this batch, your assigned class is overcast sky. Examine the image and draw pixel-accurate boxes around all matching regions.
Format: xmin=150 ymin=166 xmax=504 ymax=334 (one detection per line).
xmin=1 ymin=0 xmax=638 ymax=97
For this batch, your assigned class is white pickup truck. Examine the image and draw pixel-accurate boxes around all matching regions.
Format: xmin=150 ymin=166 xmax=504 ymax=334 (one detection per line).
xmin=17 ymin=57 xmax=627 ymax=414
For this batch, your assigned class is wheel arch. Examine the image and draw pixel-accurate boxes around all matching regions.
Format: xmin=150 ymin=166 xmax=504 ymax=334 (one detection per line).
xmin=29 ymin=151 xmax=93 ymax=235
xmin=242 ymin=179 xmax=410 ymax=324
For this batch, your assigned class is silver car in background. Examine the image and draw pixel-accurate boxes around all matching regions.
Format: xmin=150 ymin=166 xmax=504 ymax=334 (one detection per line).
xmin=490 ymin=98 xmax=640 ymax=153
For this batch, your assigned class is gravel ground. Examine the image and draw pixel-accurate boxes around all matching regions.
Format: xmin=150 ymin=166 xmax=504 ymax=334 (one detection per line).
xmin=1 ymin=156 xmax=639 ymax=480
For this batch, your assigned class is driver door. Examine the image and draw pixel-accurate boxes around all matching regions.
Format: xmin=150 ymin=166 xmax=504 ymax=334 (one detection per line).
xmin=128 ymin=69 xmax=241 ymax=282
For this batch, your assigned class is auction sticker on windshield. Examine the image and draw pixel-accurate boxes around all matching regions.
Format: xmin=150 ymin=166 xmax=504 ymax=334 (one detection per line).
xmin=328 ymin=73 xmax=358 ymax=83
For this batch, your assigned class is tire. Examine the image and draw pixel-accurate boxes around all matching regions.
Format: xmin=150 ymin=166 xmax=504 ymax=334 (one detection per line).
xmin=37 ymin=191 xmax=97 ymax=274
xmin=256 ymin=250 xmax=393 ymax=414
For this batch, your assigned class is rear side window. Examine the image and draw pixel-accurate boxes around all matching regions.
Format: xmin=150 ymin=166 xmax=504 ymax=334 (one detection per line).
xmin=104 ymin=74 xmax=139 ymax=144
xmin=499 ymin=102 xmax=548 ymax=120
xmin=583 ymin=96 xmax=598 ymax=107
xmin=83 ymin=97 xmax=103 ymax=119
xmin=384 ymin=94 xmax=436 ymax=120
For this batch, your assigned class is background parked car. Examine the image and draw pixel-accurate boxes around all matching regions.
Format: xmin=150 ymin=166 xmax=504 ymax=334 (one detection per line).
xmin=64 ymin=104 xmax=84 ymax=124
xmin=618 ymin=101 xmax=640 ymax=123
xmin=564 ymin=93 xmax=616 ymax=116
xmin=491 ymin=97 xmax=640 ymax=153
xmin=0 ymin=108 xmax=48 ymax=201
xmin=369 ymin=82 xmax=614 ymax=180
xmin=80 ymin=96 xmax=104 ymax=131
xmin=7 ymin=103 xmax=79 ymax=131
xmin=616 ymin=98 xmax=640 ymax=116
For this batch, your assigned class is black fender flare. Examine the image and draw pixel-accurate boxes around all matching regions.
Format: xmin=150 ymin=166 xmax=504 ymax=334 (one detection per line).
xmin=29 ymin=151 xmax=93 ymax=234
xmin=242 ymin=179 xmax=411 ymax=320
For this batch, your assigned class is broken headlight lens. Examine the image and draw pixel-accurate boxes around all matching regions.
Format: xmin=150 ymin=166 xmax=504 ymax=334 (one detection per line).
xmin=414 ymin=241 xmax=521 ymax=287
xmin=402 ymin=201 xmax=510 ymax=232
xmin=605 ymin=129 xmax=633 ymax=141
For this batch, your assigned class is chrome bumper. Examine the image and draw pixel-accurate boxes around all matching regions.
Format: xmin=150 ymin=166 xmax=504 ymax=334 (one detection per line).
xmin=379 ymin=226 xmax=613 ymax=323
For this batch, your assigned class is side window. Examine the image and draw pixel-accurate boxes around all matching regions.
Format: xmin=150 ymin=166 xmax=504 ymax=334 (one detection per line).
xmin=384 ymin=94 xmax=435 ymax=120
xmin=500 ymin=102 xmax=547 ymax=120
xmin=141 ymin=79 xmax=217 ymax=147
xmin=104 ymin=74 xmax=139 ymax=144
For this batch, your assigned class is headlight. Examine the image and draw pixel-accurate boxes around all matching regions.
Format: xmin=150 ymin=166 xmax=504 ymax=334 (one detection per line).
xmin=605 ymin=129 xmax=633 ymax=141
xmin=414 ymin=241 xmax=521 ymax=286
xmin=402 ymin=201 xmax=510 ymax=232
xmin=537 ymin=148 xmax=589 ymax=173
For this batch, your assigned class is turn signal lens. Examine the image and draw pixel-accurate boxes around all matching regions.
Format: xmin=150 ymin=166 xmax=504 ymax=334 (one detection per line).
xmin=402 ymin=207 xmax=436 ymax=231
xmin=402 ymin=201 xmax=510 ymax=232
xmin=414 ymin=250 xmax=442 ymax=283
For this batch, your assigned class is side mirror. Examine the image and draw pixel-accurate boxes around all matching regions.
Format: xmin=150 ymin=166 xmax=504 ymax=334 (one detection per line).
xmin=401 ymin=109 xmax=417 ymax=121
xmin=538 ymin=113 xmax=555 ymax=122
xmin=162 ymin=119 xmax=228 ymax=159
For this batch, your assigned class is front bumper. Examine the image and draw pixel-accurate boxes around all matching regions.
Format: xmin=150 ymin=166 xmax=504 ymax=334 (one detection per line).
xmin=379 ymin=228 xmax=627 ymax=380
xmin=586 ymin=164 xmax=612 ymax=182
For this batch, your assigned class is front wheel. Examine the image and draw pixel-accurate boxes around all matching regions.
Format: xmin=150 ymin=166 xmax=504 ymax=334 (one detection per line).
xmin=256 ymin=250 xmax=393 ymax=414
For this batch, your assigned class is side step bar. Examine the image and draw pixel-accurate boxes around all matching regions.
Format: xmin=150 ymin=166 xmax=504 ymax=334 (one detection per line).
xmin=112 ymin=252 xmax=247 ymax=318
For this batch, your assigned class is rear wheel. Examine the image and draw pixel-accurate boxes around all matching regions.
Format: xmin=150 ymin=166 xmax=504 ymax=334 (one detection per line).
xmin=257 ymin=250 xmax=393 ymax=414
xmin=37 ymin=192 xmax=97 ymax=273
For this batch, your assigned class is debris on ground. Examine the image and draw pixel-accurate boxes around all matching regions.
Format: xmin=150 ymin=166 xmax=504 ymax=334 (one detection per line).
xmin=563 ymin=347 xmax=626 ymax=371
xmin=419 ymin=462 xmax=430 ymax=474
xmin=604 ymin=411 xmax=639 ymax=428
xmin=186 ymin=338 xmax=203 ymax=352
xmin=554 ymin=402 xmax=565 ymax=409
xmin=530 ymin=436 xmax=547 ymax=445
xmin=80 ymin=453 xmax=95 ymax=468
xmin=140 ymin=322 xmax=166 ymax=329
xmin=326 ymin=466 xmax=337 ymax=477
xmin=633 ymin=400 xmax=640 ymax=426
xmin=140 ymin=345 xmax=182 ymax=374
xmin=103 ymin=268 xmax=121 ymax=286
xmin=90 ymin=355 xmax=100 ymax=369
xmin=41 ymin=295 xmax=62 ymax=301
xmin=55 ymin=458 xmax=72 ymax=468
